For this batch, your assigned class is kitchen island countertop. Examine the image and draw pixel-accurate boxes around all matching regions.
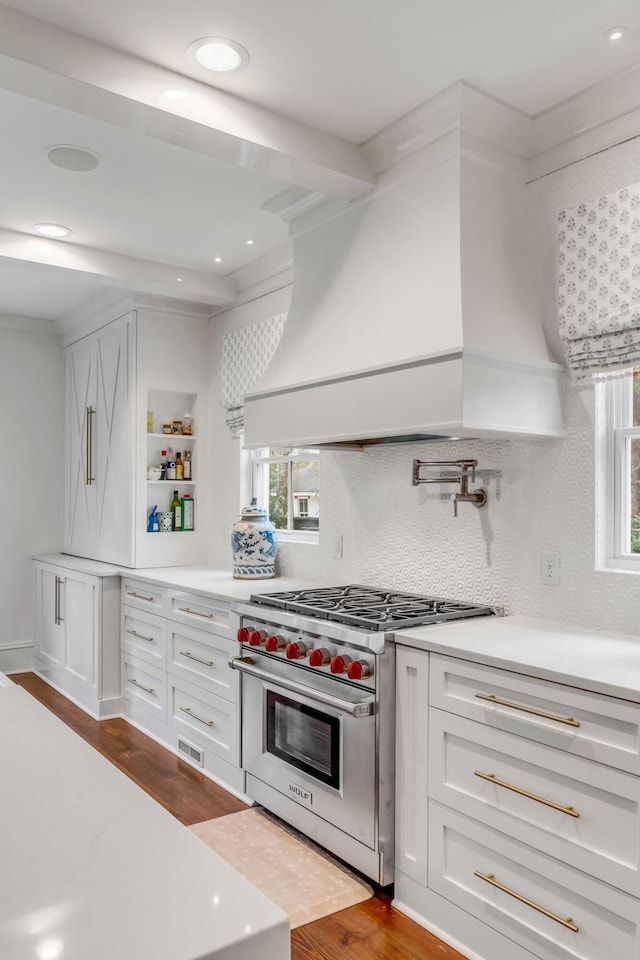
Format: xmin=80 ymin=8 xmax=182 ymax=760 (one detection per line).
xmin=396 ymin=614 xmax=640 ymax=703
xmin=0 ymin=683 xmax=289 ymax=960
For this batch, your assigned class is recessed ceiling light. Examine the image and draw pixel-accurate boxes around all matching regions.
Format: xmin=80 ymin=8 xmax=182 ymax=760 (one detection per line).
xmin=34 ymin=223 xmax=72 ymax=238
xmin=45 ymin=145 xmax=101 ymax=172
xmin=246 ymin=239 xmax=255 ymax=245
xmin=188 ymin=37 xmax=249 ymax=73
xmin=164 ymin=89 xmax=189 ymax=101
xmin=606 ymin=25 xmax=627 ymax=41
xmin=176 ymin=277 xmax=183 ymax=282
xmin=214 ymin=256 xmax=222 ymax=263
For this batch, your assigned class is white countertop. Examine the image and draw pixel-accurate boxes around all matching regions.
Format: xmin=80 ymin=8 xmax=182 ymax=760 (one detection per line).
xmin=0 ymin=684 xmax=289 ymax=960
xmin=396 ymin=615 xmax=640 ymax=703
xmin=34 ymin=554 xmax=320 ymax=603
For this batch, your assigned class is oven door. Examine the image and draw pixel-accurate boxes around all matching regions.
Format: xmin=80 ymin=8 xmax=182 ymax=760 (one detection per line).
xmin=238 ymin=657 xmax=377 ymax=848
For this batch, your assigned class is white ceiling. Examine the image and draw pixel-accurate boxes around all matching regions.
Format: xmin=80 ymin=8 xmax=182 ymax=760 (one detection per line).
xmin=1 ymin=0 xmax=640 ymax=323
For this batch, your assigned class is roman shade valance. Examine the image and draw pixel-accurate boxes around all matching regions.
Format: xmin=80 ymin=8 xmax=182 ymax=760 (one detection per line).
xmin=558 ymin=183 xmax=640 ymax=382
xmin=220 ymin=312 xmax=287 ymax=436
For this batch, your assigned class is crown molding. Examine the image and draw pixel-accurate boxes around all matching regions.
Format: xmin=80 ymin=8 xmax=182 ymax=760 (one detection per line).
xmin=0 ymin=313 xmax=59 ymax=337
xmin=261 ymin=186 xmax=328 ymax=223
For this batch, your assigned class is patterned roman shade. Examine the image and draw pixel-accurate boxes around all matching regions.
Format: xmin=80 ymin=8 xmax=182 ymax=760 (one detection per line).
xmin=220 ymin=312 xmax=287 ymax=436
xmin=558 ymin=184 xmax=640 ymax=382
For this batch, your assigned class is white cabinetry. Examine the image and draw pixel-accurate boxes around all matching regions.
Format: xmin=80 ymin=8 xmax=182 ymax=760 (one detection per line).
xmin=395 ymin=648 xmax=640 ymax=960
xmin=120 ymin=579 xmax=243 ymax=794
xmin=64 ymin=311 xmax=135 ymax=566
xmin=62 ymin=298 xmax=209 ymax=569
xmin=33 ymin=558 xmax=121 ymax=718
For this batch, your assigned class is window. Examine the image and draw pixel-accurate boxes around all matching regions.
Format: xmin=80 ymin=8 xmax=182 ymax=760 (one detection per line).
xmin=252 ymin=449 xmax=320 ymax=539
xmin=599 ymin=369 xmax=640 ymax=569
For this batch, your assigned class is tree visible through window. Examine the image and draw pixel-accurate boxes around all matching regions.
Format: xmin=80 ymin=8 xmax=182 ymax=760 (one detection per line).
xmin=253 ymin=449 xmax=319 ymax=533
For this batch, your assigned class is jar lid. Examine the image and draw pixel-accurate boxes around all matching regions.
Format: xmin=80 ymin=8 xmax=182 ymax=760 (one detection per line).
xmin=241 ymin=496 xmax=267 ymax=518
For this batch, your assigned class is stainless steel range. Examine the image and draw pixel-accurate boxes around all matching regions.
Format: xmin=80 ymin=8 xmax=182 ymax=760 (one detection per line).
xmin=230 ymin=585 xmax=497 ymax=885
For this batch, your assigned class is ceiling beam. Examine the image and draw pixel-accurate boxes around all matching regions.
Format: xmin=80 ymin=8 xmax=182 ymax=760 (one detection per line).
xmin=0 ymin=228 xmax=237 ymax=306
xmin=0 ymin=4 xmax=375 ymax=200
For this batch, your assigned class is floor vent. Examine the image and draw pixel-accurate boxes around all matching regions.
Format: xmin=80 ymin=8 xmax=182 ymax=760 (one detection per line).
xmin=178 ymin=737 xmax=204 ymax=767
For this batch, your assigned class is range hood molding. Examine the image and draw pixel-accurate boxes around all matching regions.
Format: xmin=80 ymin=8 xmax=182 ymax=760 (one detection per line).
xmin=244 ymin=87 xmax=564 ymax=449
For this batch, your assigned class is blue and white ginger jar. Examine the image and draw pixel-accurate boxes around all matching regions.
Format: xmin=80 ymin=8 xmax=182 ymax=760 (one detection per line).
xmin=231 ymin=497 xmax=278 ymax=579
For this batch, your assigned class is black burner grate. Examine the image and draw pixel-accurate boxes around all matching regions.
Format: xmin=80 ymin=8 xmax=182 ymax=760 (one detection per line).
xmin=251 ymin=584 xmax=494 ymax=630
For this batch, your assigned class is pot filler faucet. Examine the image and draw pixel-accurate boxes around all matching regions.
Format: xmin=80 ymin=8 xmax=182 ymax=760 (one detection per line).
xmin=412 ymin=458 xmax=488 ymax=517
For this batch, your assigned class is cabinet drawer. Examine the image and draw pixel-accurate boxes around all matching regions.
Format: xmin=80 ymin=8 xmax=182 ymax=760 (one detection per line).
xmin=429 ymin=708 xmax=640 ymax=896
xmin=121 ymin=580 xmax=166 ymax=615
xmin=168 ymin=676 xmax=238 ymax=764
xmin=166 ymin=591 xmax=231 ymax=639
xmin=167 ymin=622 xmax=237 ymax=702
xmin=121 ymin=606 xmax=166 ymax=666
xmin=429 ymin=802 xmax=640 ymax=960
xmin=121 ymin=653 xmax=167 ymax=721
xmin=430 ymin=654 xmax=640 ymax=774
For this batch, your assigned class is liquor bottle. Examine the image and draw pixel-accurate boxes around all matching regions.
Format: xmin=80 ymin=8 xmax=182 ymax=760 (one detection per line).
xmin=183 ymin=449 xmax=192 ymax=480
xmin=166 ymin=447 xmax=176 ymax=481
xmin=170 ymin=490 xmax=182 ymax=531
xmin=175 ymin=451 xmax=184 ymax=481
xmin=181 ymin=494 xmax=194 ymax=531
xmin=160 ymin=450 xmax=167 ymax=481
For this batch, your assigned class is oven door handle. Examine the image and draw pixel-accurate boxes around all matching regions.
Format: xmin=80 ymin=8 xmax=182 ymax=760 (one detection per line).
xmin=229 ymin=656 xmax=374 ymax=718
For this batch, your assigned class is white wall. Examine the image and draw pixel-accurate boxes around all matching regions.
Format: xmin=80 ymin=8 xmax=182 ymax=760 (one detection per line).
xmin=0 ymin=320 xmax=63 ymax=670
xmin=207 ymin=136 xmax=640 ymax=638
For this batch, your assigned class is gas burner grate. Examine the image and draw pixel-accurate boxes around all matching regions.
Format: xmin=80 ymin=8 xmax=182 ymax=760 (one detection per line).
xmin=251 ymin=584 xmax=495 ymax=631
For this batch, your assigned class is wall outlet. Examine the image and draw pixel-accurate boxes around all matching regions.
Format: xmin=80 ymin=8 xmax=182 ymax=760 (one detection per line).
xmin=332 ymin=534 xmax=343 ymax=560
xmin=541 ymin=551 xmax=560 ymax=585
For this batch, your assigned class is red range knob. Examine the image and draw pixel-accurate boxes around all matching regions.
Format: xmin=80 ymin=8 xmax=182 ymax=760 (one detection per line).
xmin=265 ymin=634 xmax=286 ymax=652
xmin=347 ymin=660 xmax=372 ymax=681
xmin=286 ymin=641 xmax=307 ymax=660
xmin=237 ymin=627 xmax=249 ymax=643
xmin=248 ymin=630 xmax=267 ymax=646
xmin=309 ymin=648 xmax=330 ymax=667
xmin=330 ymin=655 xmax=351 ymax=674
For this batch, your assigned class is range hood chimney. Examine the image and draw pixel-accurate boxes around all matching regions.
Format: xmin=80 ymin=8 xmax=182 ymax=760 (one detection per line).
xmin=244 ymin=84 xmax=564 ymax=449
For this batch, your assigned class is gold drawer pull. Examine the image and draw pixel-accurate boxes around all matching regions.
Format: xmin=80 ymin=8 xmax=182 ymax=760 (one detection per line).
xmin=127 ymin=629 xmax=155 ymax=643
xmin=129 ymin=678 xmax=155 ymax=695
xmin=474 ymin=871 xmax=579 ymax=932
xmin=180 ymin=706 xmax=214 ymax=727
xmin=127 ymin=591 xmax=155 ymax=603
xmin=475 ymin=693 xmax=580 ymax=728
xmin=180 ymin=651 xmax=215 ymax=667
xmin=474 ymin=771 xmax=580 ymax=818
xmin=179 ymin=607 xmax=214 ymax=619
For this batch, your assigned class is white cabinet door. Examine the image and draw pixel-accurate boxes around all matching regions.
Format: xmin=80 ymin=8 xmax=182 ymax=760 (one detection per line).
xmin=93 ymin=316 xmax=134 ymax=565
xmin=64 ymin=571 xmax=99 ymax=694
xmin=64 ymin=312 xmax=134 ymax=566
xmin=64 ymin=335 xmax=97 ymax=558
xmin=395 ymin=645 xmax=430 ymax=886
xmin=34 ymin=564 xmax=64 ymax=669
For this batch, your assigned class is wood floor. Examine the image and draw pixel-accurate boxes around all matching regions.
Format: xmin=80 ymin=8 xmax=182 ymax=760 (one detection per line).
xmin=10 ymin=672 xmax=468 ymax=960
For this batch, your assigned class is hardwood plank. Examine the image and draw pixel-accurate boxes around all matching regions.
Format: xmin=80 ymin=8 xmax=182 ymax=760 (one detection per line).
xmin=10 ymin=672 xmax=469 ymax=960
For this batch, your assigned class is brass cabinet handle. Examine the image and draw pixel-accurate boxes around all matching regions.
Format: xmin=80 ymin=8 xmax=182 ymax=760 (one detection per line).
xmin=127 ymin=591 xmax=155 ymax=602
xmin=474 ymin=871 xmax=579 ymax=932
xmin=179 ymin=706 xmax=214 ymax=727
xmin=475 ymin=692 xmax=580 ymax=728
xmin=129 ymin=678 xmax=155 ymax=695
xmin=180 ymin=651 xmax=214 ymax=667
xmin=474 ymin=771 xmax=580 ymax=818
xmin=178 ymin=607 xmax=214 ymax=619
xmin=127 ymin=629 xmax=155 ymax=643
xmin=86 ymin=406 xmax=95 ymax=484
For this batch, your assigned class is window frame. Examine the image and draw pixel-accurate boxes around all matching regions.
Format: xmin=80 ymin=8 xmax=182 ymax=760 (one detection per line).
xmin=251 ymin=448 xmax=320 ymax=544
xmin=598 ymin=372 xmax=640 ymax=572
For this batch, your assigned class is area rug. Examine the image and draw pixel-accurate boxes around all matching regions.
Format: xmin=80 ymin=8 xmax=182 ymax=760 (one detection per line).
xmin=189 ymin=807 xmax=373 ymax=928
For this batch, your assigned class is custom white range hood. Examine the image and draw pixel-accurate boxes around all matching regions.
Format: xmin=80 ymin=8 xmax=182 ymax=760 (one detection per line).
xmin=244 ymin=85 xmax=564 ymax=449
